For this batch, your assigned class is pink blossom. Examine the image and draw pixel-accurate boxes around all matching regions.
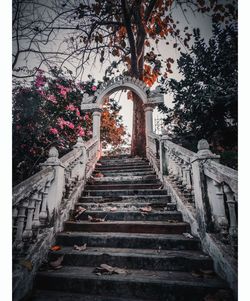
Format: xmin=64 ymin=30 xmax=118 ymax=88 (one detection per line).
xmin=47 ymin=94 xmax=57 ymax=104
xmin=49 ymin=128 xmax=58 ymax=135
xmin=77 ymin=126 xmax=85 ymax=137
xmin=84 ymin=114 xmax=90 ymax=121
xmin=66 ymin=104 xmax=76 ymax=111
xmin=67 ymin=122 xmax=74 ymax=129
xmin=35 ymin=71 xmax=46 ymax=88
xmin=91 ymin=85 xmax=97 ymax=91
xmin=57 ymin=84 xmax=70 ymax=98
xmin=57 ymin=117 xmax=66 ymax=129
xmin=75 ymin=108 xmax=81 ymax=116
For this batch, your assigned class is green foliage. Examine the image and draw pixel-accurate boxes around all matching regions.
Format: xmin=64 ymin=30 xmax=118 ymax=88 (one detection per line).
xmin=158 ymin=24 xmax=237 ymax=168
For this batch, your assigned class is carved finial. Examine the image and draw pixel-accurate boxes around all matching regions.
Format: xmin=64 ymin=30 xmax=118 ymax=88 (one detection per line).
xmin=74 ymin=137 xmax=85 ymax=148
xmin=197 ymin=139 xmax=220 ymax=160
xmin=48 ymin=147 xmax=59 ymax=158
xmin=197 ymin=139 xmax=210 ymax=152
xmin=41 ymin=146 xmax=62 ymax=168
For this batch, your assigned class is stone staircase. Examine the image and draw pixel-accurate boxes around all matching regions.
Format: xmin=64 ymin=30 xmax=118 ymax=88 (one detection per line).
xmin=30 ymin=156 xmax=233 ymax=301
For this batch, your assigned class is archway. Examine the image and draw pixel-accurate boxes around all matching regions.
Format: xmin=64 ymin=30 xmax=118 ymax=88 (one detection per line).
xmin=81 ymin=76 xmax=164 ymax=157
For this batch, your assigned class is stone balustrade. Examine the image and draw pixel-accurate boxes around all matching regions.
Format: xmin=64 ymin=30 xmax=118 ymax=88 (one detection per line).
xmin=13 ymin=137 xmax=99 ymax=254
xmin=146 ymin=133 xmax=238 ymax=291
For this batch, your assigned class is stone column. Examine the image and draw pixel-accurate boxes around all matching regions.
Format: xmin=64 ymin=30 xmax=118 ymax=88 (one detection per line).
xmin=144 ymin=104 xmax=154 ymax=134
xmin=40 ymin=147 xmax=65 ymax=219
xmin=92 ymin=108 xmax=102 ymax=157
xmin=92 ymin=109 xmax=102 ymax=140
xmin=191 ymin=139 xmax=220 ymax=233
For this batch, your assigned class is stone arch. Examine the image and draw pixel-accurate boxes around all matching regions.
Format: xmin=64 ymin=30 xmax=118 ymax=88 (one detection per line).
xmin=80 ymin=75 xmax=164 ymax=157
xmin=94 ymin=76 xmax=149 ymax=107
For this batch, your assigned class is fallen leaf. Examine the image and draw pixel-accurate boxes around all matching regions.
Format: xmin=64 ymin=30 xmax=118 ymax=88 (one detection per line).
xmin=73 ymin=243 xmax=87 ymax=251
xmin=95 ymin=172 xmax=104 ymax=178
xmin=93 ymin=264 xmax=127 ymax=275
xmin=140 ymin=206 xmax=152 ymax=213
xmin=74 ymin=206 xmax=87 ymax=219
xmin=20 ymin=260 xmax=33 ymax=271
xmin=50 ymin=245 xmax=61 ymax=251
xmin=110 ymin=207 xmax=117 ymax=212
xmin=96 ymin=163 xmax=102 ymax=166
xmin=182 ymin=232 xmax=193 ymax=239
xmin=88 ymin=215 xmax=106 ymax=222
xmin=49 ymin=255 xmax=64 ymax=269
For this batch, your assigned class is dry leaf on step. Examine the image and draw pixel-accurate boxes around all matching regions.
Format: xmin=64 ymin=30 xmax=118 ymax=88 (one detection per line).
xmin=88 ymin=215 xmax=106 ymax=222
xmin=74 ymin=206 xmax=86 ymax=219
xmin=110 ymin=207 xmax=117 ymax=212
xmin=95 ymin=172 xmax=104 ymax=178
xmin=139 ymin=206 xmax=152 ymax=213
xmin=93 ymin=264 xmax=127 ymax=275
xmin=50 ymin=245 xmax=61 ymax=251
xmin=20 ymin=260 xmax=33 ymax=271
xmin=49 ymin=255 xmax=64 ymax=269
xmin=182 ymin=232 xmax=193 ymax=239
xmin=73 ymin=243 xmax=87 ymax=251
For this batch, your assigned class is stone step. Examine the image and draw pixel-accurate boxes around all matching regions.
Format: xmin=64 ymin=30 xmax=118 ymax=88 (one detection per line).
xmin=64 ymin=221 xmax=190 ymax=234
xmin=95 ymin=166 xmax=152 ymax=172
xmin=96 ymin=171 xmax=156 ymax=177
xmin=48 ymin=247 xmax=213 ymax=272
xmin=71 ymin=210 xmax=183 ymax=222
xmin=98 ymin=157 xmax=145 ymax=163
xmin=31 ymin=290 xmax=150 ymax=301
xmin=75 ymin=202 xmax=175 ymax=212
xmin=56 ymin=232 xmax=201 ymax=250
xmin=90 ymin=175 xmax=158 ymax=184
xmin=84 ymin=183 xmax=162 ymax=191
xmin=35 ymin=266 xmax=231 ymax=301
xmin=82 ymin=189 xmax=168 ymax=197
xmin=78 ymin=195 xmax=172 ymax=204
xmin=97 ymin=161 xmax=149 ymax=168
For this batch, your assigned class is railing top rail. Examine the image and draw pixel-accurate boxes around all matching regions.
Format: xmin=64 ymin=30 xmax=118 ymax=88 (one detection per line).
xmin=203 ymin=160 xmax=238 ymax=195
xmin=85 ymin=137 xmax=98 ymax=150
xmin=164 ymin=140 xmax=196 ymax=160
xmin=60 ymin=148 xmax=82 ymax=167
xmin=13 ymin=166 xmax=54 ymax=206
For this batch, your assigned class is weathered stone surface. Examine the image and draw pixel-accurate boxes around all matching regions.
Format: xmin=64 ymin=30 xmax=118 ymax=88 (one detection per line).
xmin=30 ymin=156 xmax=233 ymax=301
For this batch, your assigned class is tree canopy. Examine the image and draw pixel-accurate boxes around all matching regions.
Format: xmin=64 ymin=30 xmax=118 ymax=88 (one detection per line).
xmin=158 ymin=24 xmax=237 ymax=168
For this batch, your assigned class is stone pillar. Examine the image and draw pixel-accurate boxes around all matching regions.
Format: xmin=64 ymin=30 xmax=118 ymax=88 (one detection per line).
xmin=92 ymin=109 xmax=102 ymax=140
xmin=92 ymin=108 xmax=102 ymax=157
xmin=191 ymin=139 xmax=220 ymax=233
xmin=144 ymin=104 xmax=154 ymax=134
xmin=40 ymin=147 xmax=65 ymax=218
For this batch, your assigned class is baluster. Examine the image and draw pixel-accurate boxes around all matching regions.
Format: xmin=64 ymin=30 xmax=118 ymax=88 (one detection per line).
xmin=14 ymin=199 xmax=28 ymax=248
xmin=213 ymin=180 xmax=229 ymax=241
xmin=12 ymin=207 xmax=18 ymax=226
xmin=185 ymin=164 xmax=194 ymax=203
xmin=32 ymin=190 xmax=42 ymax=229
xmin=39 ymin=182 xmax=50 ymax=225
xmin=22 ymin=192 xmax=37 ymax=240
xmin=223 ymin=185 xmax=238 ymax=246
xmin=176 ymin=158 xmax=184 ymax=188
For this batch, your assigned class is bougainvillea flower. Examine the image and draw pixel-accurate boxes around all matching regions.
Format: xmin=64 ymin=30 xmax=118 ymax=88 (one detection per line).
xmin=91 ymin=86 xmax=97 ymax=91
xmin=50 ymin=128 xmax=58 ymax=135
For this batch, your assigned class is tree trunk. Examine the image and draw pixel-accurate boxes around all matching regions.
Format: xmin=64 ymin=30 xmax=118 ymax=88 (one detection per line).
xmin=131 ymin=92 xmax=146 ymax=157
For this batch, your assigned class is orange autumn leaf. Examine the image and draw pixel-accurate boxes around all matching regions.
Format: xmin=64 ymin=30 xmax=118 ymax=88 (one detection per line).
xmin=50 ymin=245 xmax=61 ymax=251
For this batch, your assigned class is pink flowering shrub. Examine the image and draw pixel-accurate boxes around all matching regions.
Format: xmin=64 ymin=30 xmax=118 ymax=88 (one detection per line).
xmin=13 ymin=68 xmax=127 ymax=185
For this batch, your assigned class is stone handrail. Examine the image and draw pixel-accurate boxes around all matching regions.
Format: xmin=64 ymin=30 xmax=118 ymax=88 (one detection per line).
xmin=13 ymin=166 xmax=54 ymax=207
xmin=146 ymin=134 xmax=238 ymax=292
xmin=12 ymin=137 xmax=99 ymax=252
